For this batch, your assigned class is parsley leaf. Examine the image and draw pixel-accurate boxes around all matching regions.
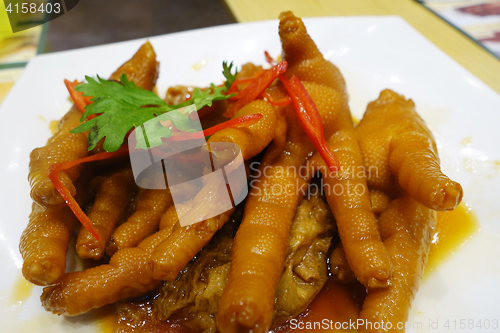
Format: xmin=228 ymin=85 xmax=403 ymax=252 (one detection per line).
xmin=70 ymin=61 xmax=238 ymax=152
xmin=191 ymin=84 xmax=231 ymax=110
xmin=135 ymin=105 xmax=198 ymax=150
xmin=71 ymin=75 xmax=173 ymax=152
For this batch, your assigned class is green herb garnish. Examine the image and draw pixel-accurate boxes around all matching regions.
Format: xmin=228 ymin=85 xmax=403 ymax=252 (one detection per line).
xmin=71 ymin=62 xmax=238 ymax=152
xmin=222 ymin=61 xmax=238 ymax=90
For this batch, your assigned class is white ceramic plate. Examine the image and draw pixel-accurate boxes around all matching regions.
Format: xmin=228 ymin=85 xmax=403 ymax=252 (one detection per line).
xmin=1 ymin=17 xmax=499 ymax=333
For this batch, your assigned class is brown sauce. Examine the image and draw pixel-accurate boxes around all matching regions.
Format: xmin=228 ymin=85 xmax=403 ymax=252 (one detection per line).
xmin=11 ymin=274 xmax=34 ymax=304
xmin=270 ymin=278 xmax=366 ymax=333
xmin=96 ymin=202 xmax=477 ymax=333
xmin=98 ymin=296 xmax=193 ymax=333
xmin=425 ymin=202 xmax=478 ymax=276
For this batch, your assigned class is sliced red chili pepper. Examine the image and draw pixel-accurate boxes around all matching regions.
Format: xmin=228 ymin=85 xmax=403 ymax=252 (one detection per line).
xmin=48 ymin=145 xmax=130 ymax=241
xmin=64 ymin=79 xmax=93 ymax=114
xmin=226 ymin=83 xmax=239 ymax=96
xmin=223 ymin=61 xmax=288 ymax=117
xmin=230 ymin=77 xmax=260 ymax=86
xmin=260 ymin=91 xmax=291 ymax=106
xmin=264 ymin=51 xmax=277 ymax=66
xmin=164 ymin=113 xmax=263 ymax=142
xmin=226 ymin=70 xmax=266 ymax=96
xmin=279 ymin=75 xmax=340 ymax=172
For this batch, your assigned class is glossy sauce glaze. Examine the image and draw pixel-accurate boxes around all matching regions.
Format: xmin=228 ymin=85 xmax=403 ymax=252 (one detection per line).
xmin=98 ymin=294 xmax=194 ymax=333
xmin=11 ymin=274 xmax=34 ymax=304
xmin=426 ymin=203 xmax=478 ymax=276
xmin=95 ymin=202 xmax=476 ymax=333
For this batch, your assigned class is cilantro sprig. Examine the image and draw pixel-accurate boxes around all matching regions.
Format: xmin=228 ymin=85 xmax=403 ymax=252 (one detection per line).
xmin=71 ymin=62 xmax=238 ymax=152
xmin=222 ymin=61 xmax=237 ymax=90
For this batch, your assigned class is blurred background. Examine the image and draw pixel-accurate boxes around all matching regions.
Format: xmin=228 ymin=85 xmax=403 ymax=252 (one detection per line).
xmin=46 ymin=0 xmax=234 ymax=52
xmin=1 ymin=0 xmax=500 ymax=104
xmin=0 ymin=0 xmax=234 ymax=103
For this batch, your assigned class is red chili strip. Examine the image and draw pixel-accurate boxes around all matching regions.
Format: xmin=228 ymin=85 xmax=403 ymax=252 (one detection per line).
xmin=264 ymin=51 xmax=277 ymax=66
xmin=48 ymin=145 xmax=130 ymax=240
xmin=260 ymin=91 xmax=291 ymax=106
xmin=64 ymin=79 xmax=93 ymax=114
xmin=230 ymin=77 xmax=259 ymax=86
xmin=131 ymin=114 xmax=262 ymax=164
xmin=279 ymin=75 xmax=340 ymax=172
xmin=226 ymin=70 xmax=266 ymax=96
xmin=223 ymin=61 xmax=288 ymax=117
xmin=165 ymin=113 xmax=263 ymax=142
xmin=226 ymin=83 xmax=239 ymax=96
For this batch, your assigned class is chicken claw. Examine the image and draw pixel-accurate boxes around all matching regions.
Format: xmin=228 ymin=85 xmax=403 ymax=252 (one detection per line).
xmin=356 ymin=89 xmax=463 ymax=211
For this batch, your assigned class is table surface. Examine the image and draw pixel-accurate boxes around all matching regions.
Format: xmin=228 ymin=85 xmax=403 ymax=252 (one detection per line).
xmin=224 ymin=0 xmax=500 ymax=95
